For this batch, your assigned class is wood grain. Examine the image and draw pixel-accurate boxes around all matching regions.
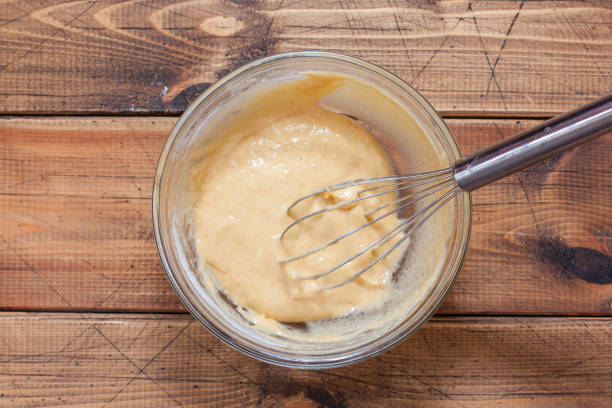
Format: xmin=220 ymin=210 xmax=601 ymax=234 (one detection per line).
xmin=0 ymin=117 xmax=181 ymax=312
xmin=1 ymin=117 xmax=610 ymax=314
xmin=0 ymin=0 xmax=610 ymax=116
xmin=0 ymin=313 xmax=610 ymax=407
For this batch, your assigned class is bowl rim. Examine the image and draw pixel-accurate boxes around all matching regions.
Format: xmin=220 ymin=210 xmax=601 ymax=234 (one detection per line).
xmin=152 ymin=50 xmax=472 ymax=369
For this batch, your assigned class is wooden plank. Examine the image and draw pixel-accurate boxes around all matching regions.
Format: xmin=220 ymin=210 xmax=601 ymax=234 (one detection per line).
xmin=1 ymin=117 xmax=611 ymax=314
xmin=0 ymin=0 xmax=610 ymax=116
xmin=441 ymin=119 xmax=612 ymax=315
xmin=0 ymin=117 xmax=182 ymax=312
xmin=0 ymin=313 xmax=610 ymax=407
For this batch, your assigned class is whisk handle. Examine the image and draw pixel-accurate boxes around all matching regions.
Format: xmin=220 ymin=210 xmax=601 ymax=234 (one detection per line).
xmin=453 ymin=93 xmax=612 ymax=192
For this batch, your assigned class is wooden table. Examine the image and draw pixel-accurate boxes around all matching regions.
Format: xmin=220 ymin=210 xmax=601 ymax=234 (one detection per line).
xmin=1 ymin=1 xmax=611 ymax=406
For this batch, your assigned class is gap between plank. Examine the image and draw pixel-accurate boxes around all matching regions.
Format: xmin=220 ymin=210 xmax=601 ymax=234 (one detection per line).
xmin=0 ymin=308 xmax=611 ymax=318
xmin=0 ymin=112 xmax=557 ymax=120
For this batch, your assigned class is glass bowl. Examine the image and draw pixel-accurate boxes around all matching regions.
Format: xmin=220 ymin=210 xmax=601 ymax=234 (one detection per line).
xmin=153 ymin=51 xmax=471 ymax=369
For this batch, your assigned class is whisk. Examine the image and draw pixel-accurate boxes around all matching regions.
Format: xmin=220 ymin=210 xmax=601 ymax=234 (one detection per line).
xmin=279 ymin=93 xmax=612 ymax=289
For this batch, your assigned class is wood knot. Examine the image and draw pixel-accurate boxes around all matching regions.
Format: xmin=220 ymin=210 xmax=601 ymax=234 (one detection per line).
xmin=200 ymin=16 xmax=243 ymax=36
xmin=537 ymin=236 xmax=612 ymax=285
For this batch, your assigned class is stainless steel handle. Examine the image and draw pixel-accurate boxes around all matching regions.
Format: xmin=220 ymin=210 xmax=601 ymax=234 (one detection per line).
xmin=453 ymin=93 xmax=612 ymax=192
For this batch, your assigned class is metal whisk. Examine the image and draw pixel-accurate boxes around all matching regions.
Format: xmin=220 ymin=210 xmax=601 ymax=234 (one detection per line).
xmin=279 ymin=93 xmax=612 ymax=289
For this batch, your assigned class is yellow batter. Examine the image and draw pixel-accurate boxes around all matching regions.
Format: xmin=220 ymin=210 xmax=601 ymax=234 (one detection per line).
xmin=191 ymin=75 xmax=403 ymax=322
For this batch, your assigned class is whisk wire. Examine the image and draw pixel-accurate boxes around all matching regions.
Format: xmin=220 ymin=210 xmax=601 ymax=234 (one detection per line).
xmin=281 ymin=183 xmax=418 ymax=242
xmin=293 ymin=185 xmax=446 ymax=281
xmin=357 ymin=173 xmax=453 ymax=195
xmin=285 ymin=168 xmax=453 ymax=214
xmin=280 ymin=185 xmax=434 ymax=263
xmin=317 ymin=186 xmax=461 ymax=290
xmin=294 ymin=214 xmax=409 ymax=280
xmin=280 ymin=172 xmax=454 ymax=242
xmin=280 ymin=173 xmax=458 ymax=272
xmin=363 ymin=177 xmax=456 ymax=217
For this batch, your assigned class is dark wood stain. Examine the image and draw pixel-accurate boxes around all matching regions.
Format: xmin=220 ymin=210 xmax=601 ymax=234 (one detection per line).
xmin=168 ymin=83 xmax=211 ymax=111
xmin=538 ymin=237 xmax=612 ymax=285
xmin=214 ymin=34 xmax=277 ymax=80
xmin=305 ymin=387 xmax=349 ymax=408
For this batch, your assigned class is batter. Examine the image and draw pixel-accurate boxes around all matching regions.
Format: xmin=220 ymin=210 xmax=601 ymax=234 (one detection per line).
xmin=191 ymin=75 xmax=403 ymax=323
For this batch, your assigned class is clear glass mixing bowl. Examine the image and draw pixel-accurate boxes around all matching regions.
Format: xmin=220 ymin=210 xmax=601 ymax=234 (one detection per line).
xmin=153 ymin=51 xmax=471 ymax=369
